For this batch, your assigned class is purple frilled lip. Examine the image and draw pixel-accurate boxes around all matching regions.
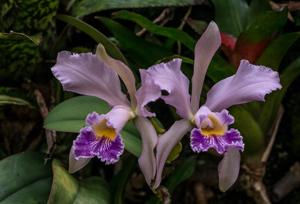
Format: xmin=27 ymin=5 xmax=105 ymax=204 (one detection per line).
xmin=73 ymin=107 xmax=133 ymax=165
xmin=190 ymin=106 xmax=244 ymax=154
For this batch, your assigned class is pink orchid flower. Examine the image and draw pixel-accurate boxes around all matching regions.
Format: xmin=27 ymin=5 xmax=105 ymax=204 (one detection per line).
xmin=141 ymin=22 xmax=282 ymax=191
xmin=51 ymin=45 xmax=158 ymax=185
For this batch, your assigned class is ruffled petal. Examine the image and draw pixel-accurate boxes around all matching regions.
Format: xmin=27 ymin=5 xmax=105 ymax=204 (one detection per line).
xmin=96 ymin=44 xmax=137 ymax=107
xmin=86 ymin=106 xmax=133 ymax=132
xmin=135 ymin=70 xmax=161 ymax=117
xmin=218 ymin=148 xmax=241 ymax=192
xmin=205 ymin=60 xmax=282 ymax=112
xmin=190 ymin=128 xmax=244 ymax=154
xmin=73 ymin=127 xmax=97 ymax=159
xmin=93 ymin=135 xmax=124 ymax=165
xmin=68 ymin=147 xmax=91 ymax=173
xmin=135 ymin=117 xmax=158 ymax=186
xmin=52 ymin=51 xmax=129 ymax=107
xmin=191 ymin=21 xmax=221 ymax=112
xmin=146 ymin=59 xmax=192 ymax=119
xmin=154 ymin=119 xmax=192 ymax=188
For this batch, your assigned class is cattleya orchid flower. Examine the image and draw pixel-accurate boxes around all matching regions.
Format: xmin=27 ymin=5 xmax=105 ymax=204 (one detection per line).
xmin=142 ymin=22 xmax=282 ymax=191
xmin=51 ymin=45 xmax=159 ymax=185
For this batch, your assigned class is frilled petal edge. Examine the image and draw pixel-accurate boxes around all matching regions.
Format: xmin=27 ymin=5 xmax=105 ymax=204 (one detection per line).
xmin=52 ymin=51 xmax=129 ymax=107
xmin=205 ymin=60 xmax=282 ymax=112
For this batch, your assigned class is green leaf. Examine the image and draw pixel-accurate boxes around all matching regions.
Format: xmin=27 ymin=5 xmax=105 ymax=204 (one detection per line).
xmin=248 ymin=0 xmax=271 ymax=22
xmin=259 ymin=58 xmax=300 ymax=133
xmin=239 ymin=9 xmax=288 ymax=42
xmin=48 ymin=160 xmax=110 ymax=204
xmin=212 ymin=0 xmax=249 ymax=37
xmin=230 ymin=107 xmax=264 ymax=155
xmin=164 ymin=157 xmax=196 ymax=193
xmin=97 ymin=17 xmax=172 ymax=68
xmin=71 ymin=0 xmax=204 ymax=17
xmin=56 ymin=15 xmax=127 ymax=63
xmin=207 ymin=55 xmax=235 ymax=82
xmin=111 ymin=155 xmax=137 ymax=204
xmin=0 ymin=95 xmax=32 ymax=106
xmin=256 ymin=32 xmax=300 ymax=69
xmin=45 ymin=96 xmax=110 ymax=133
xmin=186 ymin=18 xmax=208 ymax=35
xmin=0 ymin=32 xmax=41 ymax=45
xmin=112 ymin=10 xmax=195 ymax=50
xmin=45 ymin=96 xmax=141 ymax=157
xmin=0 ymin=151 xmax=52 ymax=204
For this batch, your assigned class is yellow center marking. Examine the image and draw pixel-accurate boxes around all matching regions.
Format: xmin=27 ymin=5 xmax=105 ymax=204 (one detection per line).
xmin=200 ymin=114 xmax=227 ymax=137
xmin=93 ymin=119 xmax=116 ymax=140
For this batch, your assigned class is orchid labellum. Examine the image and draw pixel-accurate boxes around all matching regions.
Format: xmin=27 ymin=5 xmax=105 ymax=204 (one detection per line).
xmin=142 ymin=22 xmax=282 ymax=191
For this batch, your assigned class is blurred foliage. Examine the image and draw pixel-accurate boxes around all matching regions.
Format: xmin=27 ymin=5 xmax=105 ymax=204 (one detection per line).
xmin=0 ymin=0 xmax=300 ymax=203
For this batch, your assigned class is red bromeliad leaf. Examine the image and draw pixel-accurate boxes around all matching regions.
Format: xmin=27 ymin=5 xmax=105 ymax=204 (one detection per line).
xmin=221 ymin=32 xmax=270 ymax=67
xmin=230 ymin=37 xmax=271 ymax=67
xmin=220 ymin=32 xmax=237 ymax=60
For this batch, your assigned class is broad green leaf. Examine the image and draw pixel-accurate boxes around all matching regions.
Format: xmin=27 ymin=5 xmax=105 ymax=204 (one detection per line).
xmin=48 ymin=160 xmax=110 ymax=204
xmin=112 ymin=10 xmax=195 ymax=50
xmin=111 ymin=155 xmax=137 ymax=204
xmin=239 ymin=9 xmax=288 ymax=42
xmin=212 ymin=0 xmax=249 ymax=37
xmin=71 ymin=0 xmax=204 ymax=17
xmin=256 ymin=32 xmax=300 ymax=69
xmin=56 ymin=15 xmax=127 ymax=63
xmin=259 ymin=58 xmax=300 ymax=133
xmin=248 ymin=0 xmax=271 ymax=22
xmin=97 ymin=17 xmax=172 ymax=68
xmin=45 ymin=96 xmax=110 ymax=132
xmin=44 ymin=96 xmax=141 ymax=157
xmin=0 ymin=151 xmax=52 ymax=204
xmin=230 ymin=107 xmax=264 ymax=155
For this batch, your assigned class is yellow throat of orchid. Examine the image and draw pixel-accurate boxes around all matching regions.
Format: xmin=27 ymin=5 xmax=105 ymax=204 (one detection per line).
xmin=93 ymin=119 xmax=117 ymax=140
xmin=200 ymin=114 xmax=227 ymax=137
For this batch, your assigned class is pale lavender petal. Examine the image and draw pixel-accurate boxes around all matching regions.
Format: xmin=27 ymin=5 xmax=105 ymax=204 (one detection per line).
xmin=104 ymin=105 xmax=133 ymax=132
xmin=135 ymin=70 xmax=161 ymax=117
xmin=135 ymin=117 xmax=158 ymax=186
xmin=96 ymin=44 xmax=137 ymax=107
xmin=52 ymin=51 xmax=129 ymax=107
xmin=205 ymin=60 xmax=282 ymax=112
xmin=218 ymin=148 xmax=241 ymax=192
xmin=146 ymin=59 xmax=192 ymax=119
xmin=93 ymin=135 xmax=124 ymax=165
xmin=68 ymin=147 xmax=91 ymax=173
xmin=190 ymin=128 xmax=244 ymax=154
xmin=86 ymin=112 xmax=104 ymax=126
xmin=154 ymin=119 xmax=192 ymax=188
xmin=195 ymin=106 xmax=234 ymax=127
xmin=191 ymin=21 xmax=221 ymax=112
xmin=216 ymin=109 xmax=234 ymax=126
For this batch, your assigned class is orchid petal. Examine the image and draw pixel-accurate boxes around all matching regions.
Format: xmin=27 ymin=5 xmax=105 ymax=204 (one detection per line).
xmin=154 ymin=119 xmax=192 ymax=188
xmin=191 ymin=21 xmax=221 ymax=112
xmin=68 ymin=147 xmax=91 ymax=173
xmin=96 ymin=44 xmax=137 ymax=107
xmin=218 ymin=148 xmax=241 ymax=192
xmin=205 ymin=60 xmax=282 ymax=112
xmin=136 ymin=70 xmax=161 ymax=117
xmin=52 ymin=51 xmax=129 ymax=107
xmin=135 ymin=116 xmax=158 ymax=186
xmin=146 ymin=59 xmax=192 ymax=119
